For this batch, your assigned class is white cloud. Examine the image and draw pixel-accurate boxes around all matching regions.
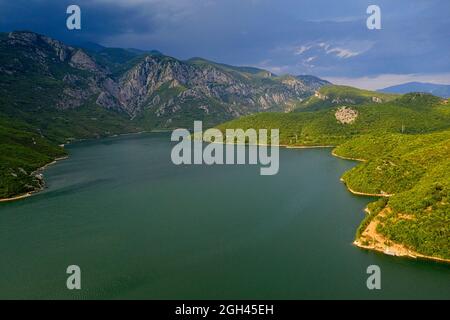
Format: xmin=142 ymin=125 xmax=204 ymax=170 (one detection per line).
xmin=325 ymin=47 xmax=360 ymax=58
xmin=294 ymin=41 xmax=372 ymax=60
xmin=294 ymin=45 xmax=312 ymax=55
xmin=318 ymin=42 xmax=329 ymax=49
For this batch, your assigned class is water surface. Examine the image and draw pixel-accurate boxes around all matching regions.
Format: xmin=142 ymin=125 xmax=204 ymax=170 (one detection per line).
xmin=0 ymin=133 xmax=448 ymax=299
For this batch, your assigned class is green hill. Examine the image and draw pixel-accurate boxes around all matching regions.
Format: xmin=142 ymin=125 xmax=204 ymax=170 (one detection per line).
xmin=218 ymin=93 xmax=450 ymax=146
xmin=335 ymin=130 xmax=450 ymax=259
xmin=293 ymin=85 xmax=398 ymax=112
xmin=186 ymin=57 xmax=275 ymax=78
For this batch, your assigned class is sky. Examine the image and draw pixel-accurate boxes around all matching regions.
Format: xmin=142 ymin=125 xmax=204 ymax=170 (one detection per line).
xmin=0 ymin=0 xmax=449 ymax=89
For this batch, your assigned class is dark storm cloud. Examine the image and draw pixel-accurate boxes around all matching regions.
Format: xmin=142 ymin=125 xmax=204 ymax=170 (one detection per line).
xmin=0 ymin=0 xmax=158 ymax=45
xmin=0 ymin=0 xmax=449 ymax=82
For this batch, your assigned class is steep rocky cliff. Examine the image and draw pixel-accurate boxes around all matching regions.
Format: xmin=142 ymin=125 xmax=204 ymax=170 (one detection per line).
xmin=0 ymin=31 xmax=330 ymax=129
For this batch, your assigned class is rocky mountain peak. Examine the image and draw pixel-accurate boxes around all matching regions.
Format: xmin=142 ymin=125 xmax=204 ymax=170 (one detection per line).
xmin=69 ymin=49 xmax=102 ymax=72
xmin=8 ymin=31 xmax=73 ymax=61
xmin=1 ymin=31 xmax=332 ymax=127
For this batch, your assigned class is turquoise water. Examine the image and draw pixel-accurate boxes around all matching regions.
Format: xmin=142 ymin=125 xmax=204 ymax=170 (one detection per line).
xmin=0 ymin=133 xmax=448 ymax=299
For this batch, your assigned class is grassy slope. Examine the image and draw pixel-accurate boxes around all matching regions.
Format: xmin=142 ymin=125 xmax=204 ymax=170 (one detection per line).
xmin=293 ymin=85 xmax=398 ymax=112
xmin=219 ymin=92 xmax=450 ymax=259
xmin=218 ymin=93 xmax=450 ymax=145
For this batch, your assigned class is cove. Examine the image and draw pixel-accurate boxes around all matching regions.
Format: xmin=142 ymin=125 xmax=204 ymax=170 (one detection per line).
xmin=0 ymin=133 xmax=448 ymax=299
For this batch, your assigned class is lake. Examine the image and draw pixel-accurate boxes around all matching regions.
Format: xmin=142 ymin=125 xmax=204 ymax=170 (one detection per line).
xmin=0 ymin=133 xmax=448 ymax=299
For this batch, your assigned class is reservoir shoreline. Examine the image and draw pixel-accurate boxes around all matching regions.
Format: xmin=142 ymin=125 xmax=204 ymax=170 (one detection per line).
xmin=0 ymin=130 xmax=152 ymax=203
xmin=1 ymin=136 xmax=447 ymax=265
xmin=0 ymin=156 xmax=69 ymax=203
xmin=1 ymin=134 xmax=449 ymax=299
xmin=354 ymin=207 xmax=450 ymax=264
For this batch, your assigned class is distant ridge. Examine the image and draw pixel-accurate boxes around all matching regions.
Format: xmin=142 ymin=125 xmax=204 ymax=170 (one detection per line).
xmin=379 ymin=82 xmax=450 ymax=98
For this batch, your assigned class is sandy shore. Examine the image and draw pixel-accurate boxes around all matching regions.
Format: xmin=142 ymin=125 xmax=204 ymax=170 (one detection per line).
xmin=0 ymin=156 xmax=68 ymax=203
xmin=354 ymin=207 xmax=450 ymax=264
xmin=205 ymin=139 xmax=335 ymax=149
xmin=339 ymin=178 xmax=393 ymax=197
xmin=331 ymin=149 xmax=367 ymax=162
xmin=0 ymin=192 xmax=36 ymax=203
xmin=282 ymin=144 xmax=335 ymax=149
xmin=345 ymin=186 xmax=392 ymax=198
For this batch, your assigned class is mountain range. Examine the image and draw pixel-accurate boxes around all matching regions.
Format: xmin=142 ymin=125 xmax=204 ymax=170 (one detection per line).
xmin=0 ymin=31 xmax=330 ymax=133
xmin=0 ymin=30 xmax=330 ymax=198
xmin=380 ymin=82 xmax=450 ymax=98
